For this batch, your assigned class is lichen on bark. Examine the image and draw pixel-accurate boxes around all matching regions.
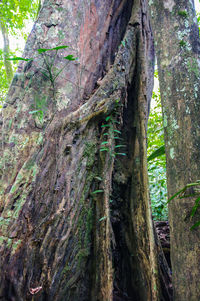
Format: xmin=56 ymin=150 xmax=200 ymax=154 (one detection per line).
xmin=0 ymin=0 xmax=159 ymax=300
xmin=149 ymin=0 xmax=200 ymax=300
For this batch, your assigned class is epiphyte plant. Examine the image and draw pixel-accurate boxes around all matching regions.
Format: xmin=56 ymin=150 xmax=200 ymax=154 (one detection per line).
xmin=100 ymin=99 xmax=126 ymax=158
xmin=167 ymin=180 xmax=200 ymax=230
xmin=6 ymin=45 xmax=77 ymax=95
xmin=6 ymin=45 xmax=77 ymax=124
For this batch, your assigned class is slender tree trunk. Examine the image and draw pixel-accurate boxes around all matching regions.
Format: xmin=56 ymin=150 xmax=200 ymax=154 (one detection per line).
xmin=0 ymin=1 xmax=159 ymax=300
xmin=0 ymin=21 xmax=13 ymax=83
xmin=149 ymin=0 xmax=200 ymax=300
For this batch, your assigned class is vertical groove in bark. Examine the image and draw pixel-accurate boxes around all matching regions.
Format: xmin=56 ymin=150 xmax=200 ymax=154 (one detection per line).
xmin=149 ymin=0 xmax=200 ymax=300
xmin=0 ymin=1 xmax=158 ymax=300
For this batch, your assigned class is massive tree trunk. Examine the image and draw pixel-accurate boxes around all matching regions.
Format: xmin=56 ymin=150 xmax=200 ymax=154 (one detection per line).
xmin=149 ymin=0 xmax=200 ymax=300
xmin=0 ymin=0 xmax=159 ymax=300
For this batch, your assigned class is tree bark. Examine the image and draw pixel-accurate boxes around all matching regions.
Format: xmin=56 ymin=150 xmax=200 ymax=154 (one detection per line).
xmin=0 ymin=0 xmax=159 ymax=300
xmin=149 ymin=0 xmax=200 ymax=300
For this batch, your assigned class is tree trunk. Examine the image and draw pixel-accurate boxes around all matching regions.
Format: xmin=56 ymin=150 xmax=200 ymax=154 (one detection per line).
xmin=149 ymin=1 xmax=200 ymax=300
xmin=0 ymin=21 xmax=13 ymax=83
xmin=0 ymin=0 xmax=159 ymax=300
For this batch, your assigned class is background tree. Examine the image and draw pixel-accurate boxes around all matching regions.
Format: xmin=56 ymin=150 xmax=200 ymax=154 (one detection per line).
xmin=0 ymin=0 xmax=39 ymax=100
xmin=0 ymin=0 xmax=160 ymax=300
xmin=149 ymin=0 xmax=200 ymax=300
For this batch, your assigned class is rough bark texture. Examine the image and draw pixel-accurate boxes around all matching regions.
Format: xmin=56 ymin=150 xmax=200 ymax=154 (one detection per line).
xmin=0 ymin=0 xmax=159 ymax=300
xmin=149 ymin=0 xmax=200 ymax=300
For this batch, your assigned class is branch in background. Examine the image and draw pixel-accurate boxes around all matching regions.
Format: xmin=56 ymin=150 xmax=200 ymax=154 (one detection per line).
xmin=0 ymin=21 xmax=13 ymax=84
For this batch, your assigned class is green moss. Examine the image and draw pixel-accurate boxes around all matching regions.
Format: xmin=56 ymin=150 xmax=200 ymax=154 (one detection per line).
xmin=187 ymin=58 xmax=199 ymax=78
xmin=83 ymin=141 xmax=96 ymax=168
xmin=32 ymin=163 xmax=39 ymax=178
xmin=84 ymin=208 xmax=93 ymax=247
xmin=62 ymin=263 xmax=71 ymax=275
xmin=10 ymin=184 xmax=18 ymax=194
xmin=12 ymin=239 xmax=22 ymax=252
xmin=24 ymin=158 xmax=36 ymax=170
xmin=178 ymin=10 xmax=188 ymax=18
xmin=8 ymin=119 xmax=13 ymax=130
xmin=76 ymin=248 xmax=89 ymax=266
xmin=179 ymin=40 xmax=187 ymax=47
xmin=0 ymin=217 xmax=10 ymax=226
xmin=13 ymin=196 xmax=26 ymax=218
xmin=0 ymin=236 xmax=6 ymax=246
xmin=56 ymin=6 xmax=64 ymax=12
xmin=7 ymin=238 xmax=12 ymax=247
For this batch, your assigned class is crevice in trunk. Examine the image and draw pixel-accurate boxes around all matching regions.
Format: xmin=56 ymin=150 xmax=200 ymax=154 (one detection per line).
xmin=111 ymin=48 xmax=143 ymax=300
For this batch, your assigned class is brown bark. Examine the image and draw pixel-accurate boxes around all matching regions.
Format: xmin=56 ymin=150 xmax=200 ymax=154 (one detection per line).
xmin=149 ymin=0 xmax=200 ymax=300
xmin=0 ymin=0 xmax=159 ymax=300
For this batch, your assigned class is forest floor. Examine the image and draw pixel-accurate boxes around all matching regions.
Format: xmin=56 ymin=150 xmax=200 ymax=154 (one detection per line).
xmin=155 ymin=221 xmax=173 ymax=301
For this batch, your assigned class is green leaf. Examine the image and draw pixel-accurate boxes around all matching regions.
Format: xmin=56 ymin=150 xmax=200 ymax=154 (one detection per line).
xmin=190 ymin=220 xmax=200 ymax=230
xmin=37 ymin=48 xmax=50 ymax=53
xmin=116 ymin=152 xmax=126 ymax=156
xmin=51 ymin=45 xmax=69 ymax=50
xmin=147 ymin=145 xmax=165 ymax=162
xmin=37 ymin=46 xmax=69 ymax=53
xmin=92 ymin=190 xmax=104 ymax=194
xmin=190 ymin=197 xmax=200 ymax=217
xmin=99 ymin=216 xmax=107 ymax=222
xmin=167 ymin=187 xmax=186 ymax=203
xmin=94 ymin=176 xmax=102 ymax=181
xmin=101 ymin=141 xmax=109 ymax=145
xmin=40 ymin=71 xmax=49 ymax=79
xmin=64 ymin=55 xmax=77 ymax=61
xmin=105 ymin=116 xmax=111 ymax=121
xmin=6 ymin=57 xmax=32 ymax=61
xmin=100 ymin=148 xmax=109 ymax=152
xmin=114 ymin=129 xmax=121 ymax=134
xmin=101 ymin=124 xmax=110 ymax=128
xmin=115 ymin=145 xmax=126 ymax=148
xmin=103 ymin=133 xmax=109 ymax=136
xmin=29 ymin=110 xmax=41 ymax=114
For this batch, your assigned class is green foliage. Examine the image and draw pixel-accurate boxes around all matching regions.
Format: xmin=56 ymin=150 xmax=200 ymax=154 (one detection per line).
xmin=148 ymin=145 xmax=165 ymax=162
xmin=147 ymin=89 xmax=168 ymax=221
xmin=197 ymin=12 xmax=200 ymax=35
xmin=167 ymin=180 xmax=200 ymax=229
xmin=179 ymin=40 xmax=187 ymax=47
xmin=178 ymin=10 xmax=188 ymax=18
xmin=91 ymin=190 xmax=104 ymax=194
xmin=7 ymin=46 xmax=77 ymax=96
xmin=0 ymin=49 xmax=19 ymax=104
xmin=0 ymin=0 xmax=39 ymax=100
xmin=29 ymin=95 xmax=47 ymax=124
xmin=35 ymin=46 xmax=77 ymax=93
xmin=99 ymin=216 xmax=107 ymax=222
xmin=6 ymin=57 xmax=33 ymax=61
xmin=100 ymin=100 xmax=126 ymax=158
xmin=0 ymin=0 xmax=39 ymax=34
xmin=0 ymin=53 xmax=8 ymax=105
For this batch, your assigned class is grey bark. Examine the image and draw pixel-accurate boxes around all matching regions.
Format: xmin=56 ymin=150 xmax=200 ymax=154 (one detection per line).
xmin=149 ymin=0 xmax=200 ymax=300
